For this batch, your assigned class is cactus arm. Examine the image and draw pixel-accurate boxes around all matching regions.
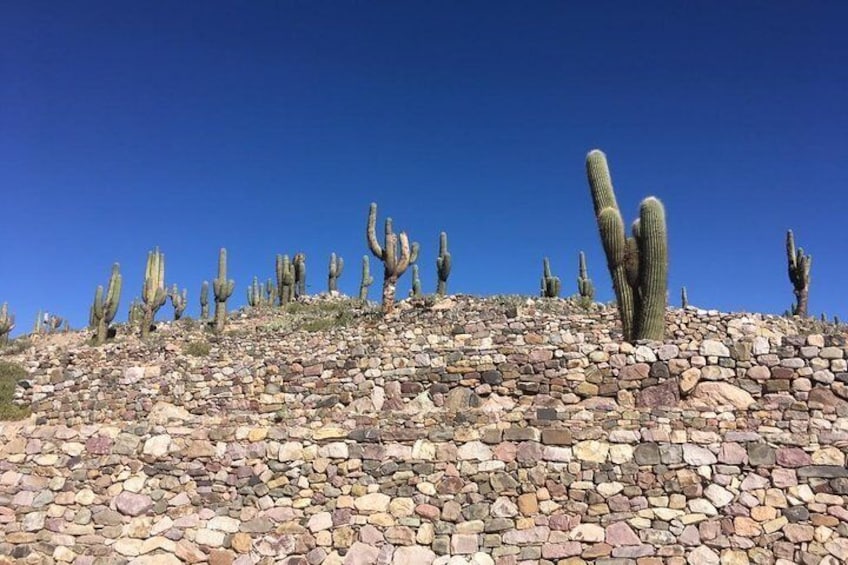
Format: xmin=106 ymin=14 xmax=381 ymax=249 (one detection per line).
xmin=367 ymin=202 xmax=383 ymax=257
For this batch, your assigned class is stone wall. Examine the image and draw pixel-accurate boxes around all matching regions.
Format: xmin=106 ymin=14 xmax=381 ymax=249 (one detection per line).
xmin=2 ymin=297 xmax=848 ymax=564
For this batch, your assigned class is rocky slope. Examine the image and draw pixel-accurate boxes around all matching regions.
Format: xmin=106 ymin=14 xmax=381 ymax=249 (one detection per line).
xmin=1 ymin=295 xmax=847 ymax=565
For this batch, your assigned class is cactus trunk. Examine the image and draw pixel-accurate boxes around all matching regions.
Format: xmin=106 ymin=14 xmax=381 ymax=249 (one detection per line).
xmin=213 ymin=248 xmax=235 ymax=333
xmin=367 ymin=203 xmax=419 ymax=314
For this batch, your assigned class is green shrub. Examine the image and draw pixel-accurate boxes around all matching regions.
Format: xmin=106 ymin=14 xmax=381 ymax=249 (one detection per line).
xmin=0 ymin=361 xmax=30 ymax=421
xmin=1 ymin=337 xmax=32 ymax=356
xmin=183 ymin=341 xmax=211 ymax=357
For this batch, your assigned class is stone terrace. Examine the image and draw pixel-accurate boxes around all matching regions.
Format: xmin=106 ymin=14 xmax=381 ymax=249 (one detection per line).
xmin=2 ymin=295 xmax=847 ymax=565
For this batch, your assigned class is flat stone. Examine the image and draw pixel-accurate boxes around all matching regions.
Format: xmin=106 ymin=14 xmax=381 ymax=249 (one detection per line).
xmin=605 ymin=521 xmax=640 ymax=546
xmin=115 ymin=492 xmax=153 ymax=517
xmin=685 ymin=382 xmax=754 ymax=410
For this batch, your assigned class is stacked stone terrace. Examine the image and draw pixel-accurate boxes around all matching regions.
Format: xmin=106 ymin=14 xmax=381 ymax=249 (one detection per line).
xmin=2 ymin=295 xmax=848 ymax=565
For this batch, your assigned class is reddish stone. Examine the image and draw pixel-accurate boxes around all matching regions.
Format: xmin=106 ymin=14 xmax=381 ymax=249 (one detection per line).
xmin=606 ymin=521 xmax=640 ymax=546
xmin=776 ymin=447 xmax=812 ymax=468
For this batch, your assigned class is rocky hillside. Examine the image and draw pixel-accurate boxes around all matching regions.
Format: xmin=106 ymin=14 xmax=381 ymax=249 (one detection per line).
xmin=1 ymin=295 xmax=847 ymax=565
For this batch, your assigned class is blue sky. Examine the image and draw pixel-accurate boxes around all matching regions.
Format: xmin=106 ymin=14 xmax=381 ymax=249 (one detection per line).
xmin=2 ymin=1 xmax=846 ymax=333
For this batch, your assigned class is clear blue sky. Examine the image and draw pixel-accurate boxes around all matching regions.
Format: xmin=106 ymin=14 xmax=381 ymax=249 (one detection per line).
xmin=2 ymin=1 xmax=847 ymax=334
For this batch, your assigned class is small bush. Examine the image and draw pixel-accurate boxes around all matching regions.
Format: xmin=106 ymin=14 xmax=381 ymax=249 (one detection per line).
xmin=1 ymin=337 xmax=32 ymax=356
xmin=183 ymin=341 xmax=211 ymax=356
xmin=0 ymin=361 xmax=31 ymax=421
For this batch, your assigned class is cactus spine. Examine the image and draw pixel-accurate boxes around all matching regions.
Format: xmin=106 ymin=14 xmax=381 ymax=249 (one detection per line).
xmin=359 ymin=255 xmax=373 ymax=301
xmin=294 ymin=253 xmax=307 ymax=298
xmin=213 ymin=248 xmax=235 ymax=333
xmin=411 ymin=264 xmax=422 ymax=297
xmin=90 ymin=263 xmax=122 ymax=345
xmin=140 ymin=247 xmax=166 ymax=338
xmin=328 ymin=253 xmax=344 ymax=292
xmin=541 ymin=258 xmax=561 ymax=298
xmin=276 ymin=254 xmax=295 ymax=306
xmin=200 ymin=281 xmax=210 ymax=321
xmin=786 ymin=229 xmax=811 ymax=317
xmin=367 ymin=202 xmax=419 ymax=314
xmin=577 ymin=251 xmax=594 ymax=301
xmin=436 ymin=231 xmax=452 ymax=296
xmin=0 ymin=303 xmax=15 ymax=345
xmin=169 ymin=284 xmax=187 ymax=320
xmin=586 ymin=150 xmax=668 ymax=341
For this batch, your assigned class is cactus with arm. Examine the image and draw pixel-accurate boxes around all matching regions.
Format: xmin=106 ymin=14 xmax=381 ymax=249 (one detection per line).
xmin=140 ymin=247 xmax=167 ymax=338
xmin=276 ymin=254 xmax=295 ymax=305
xmin=247 ymin=276 xmax=263 ymax=308
xmin=169 ymin=284 xmax=187 ymax=320
xmin=213 ymin=248 xmax=235 ymax=332
xmin=0 ymin=303 xmax=15 ymax=345
xmin=586 ymin=150 xmax=668 ymax=341
xmin=786 ymin=229 xmax=811 ymax=317
xmin=328 ymin=253 xmax=344 ymax=292
xmin=541 ymin=258 xmax=561 ymax=298
xmin=91 ymin=263 xmax=122 ymax=345
xmin=367 ymin=202 xmax=419 ymax=314
xmin=577 ymin=251 xmax=594 ymax=301
xmin=436 ymin=231 xmax=452 ymax=295
xmin=294 ymin=253 xmax=307 ymax=298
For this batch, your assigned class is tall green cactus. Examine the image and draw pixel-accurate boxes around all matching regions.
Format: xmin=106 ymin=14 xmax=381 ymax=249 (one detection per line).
xmin=213 ymin=248 xmax=235 ymax=332
xmin=265 ymin=278 xmax=277 ymax=306
xmin=328 ymin=253 xmax=344 ymax=292
xmin=436 ymin=231 xmax=452 ymax=296
xmin=681 ymin=286 xmax=689 ymax=309
xmin=141 ymin=247 xmax=167 ymax=338
xmin=169 ymin=284 xmax=187 ymax=320
xmin=90 ymin=263 xmax=122 ymax=345
xmin=541 ymin=258 xmax=561 ymax=298
xmin=247 ymin=276 xmax=263 ymax=308
xmin=367 ymin=202 xmax=419 ymax=314
xmin=586 ymin=150 xmax=668 ymax=341
xmin=294 ymin=253 xmax=307 ymax=298
xmin=276 ymin=254 xmax=295 ymax=305
xmin=128 ymin=298 xmax=144 ymax=327
xmin=786 ymin=229 xmax=811 ymax=317
xmin=577 ymin=251 xmax=594 ymax=301
xmin=200 ymin=281 xmax=210 ymax=321
xmin=34 ymin=310 xmax=42 ymax=335
xmin=0 ymin=303 xmax=15 ymax=346
xmin=410 ymin=264 xmax=422 ymax=297
xmin=359 ymin=255 xmax=373 ymax=302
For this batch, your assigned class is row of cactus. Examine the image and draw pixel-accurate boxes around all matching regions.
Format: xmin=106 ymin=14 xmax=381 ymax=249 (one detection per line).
xmin=539 ymin=253 xmax=595 ymax=301
xmin=587 ymin=150 xmax=668 ymax=341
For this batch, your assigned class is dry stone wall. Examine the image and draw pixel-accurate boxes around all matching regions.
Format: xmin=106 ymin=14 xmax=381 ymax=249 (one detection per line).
xmin=2 ymin=296 xmax=848 ymax=565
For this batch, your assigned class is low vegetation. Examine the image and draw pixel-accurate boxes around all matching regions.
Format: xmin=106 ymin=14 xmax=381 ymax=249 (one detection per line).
xmin=0 ymin=361 xmax=30 ymax=420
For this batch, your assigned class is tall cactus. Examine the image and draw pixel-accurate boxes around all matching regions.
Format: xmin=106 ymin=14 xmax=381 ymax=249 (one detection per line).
xmin=276 ymin=254 xmax=295 ymax=306
xmin=247 ymin=276 xmax=263 ymax=308
xmin=436 ymin=231 xmax=452 ymax=296
xmin=328 ymin=253 xmax=344 ymax=292
xmin=213 ymin=248 xmax=235 ymax=332
xmin=34 ymin=310 xmax=42 ymax=335
xmin=128 ymin=298 xmax=144 ymax=328
xmin=169 ymin=284 xmax=187 ymax=320
xmin=681 ymin=286 xmax=689 ymax=309
xmin=0 ymin=303 xmax=15 ymax=346
xmin=577 ymin=251 xmax=594 ymax=301
xmin=786 ymin=229 xmax=811 ymax=317
xmin=359 ymin=255 xmax=373 ymax=302
xmin=140 ymin=247 xmax=167 ymax=338
xmin=90 ymin=263 xmax=122 ymax=345
xmin=199 ymin=281 xmax=210 ymax=321
xmin=265 ymin=278 xmax=277 ymax=306
xmin=410 ymin=264 xmax=422 ymax=297
xmin=586 ymin=150 xmax=668 ymax=341
xmin=367 ymin=202 xmax=419 ymax=314
xmin=541 ymin=258 xmax=561 ymax=298
xmin=294 ymin=253 xmax=307 ymax=298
